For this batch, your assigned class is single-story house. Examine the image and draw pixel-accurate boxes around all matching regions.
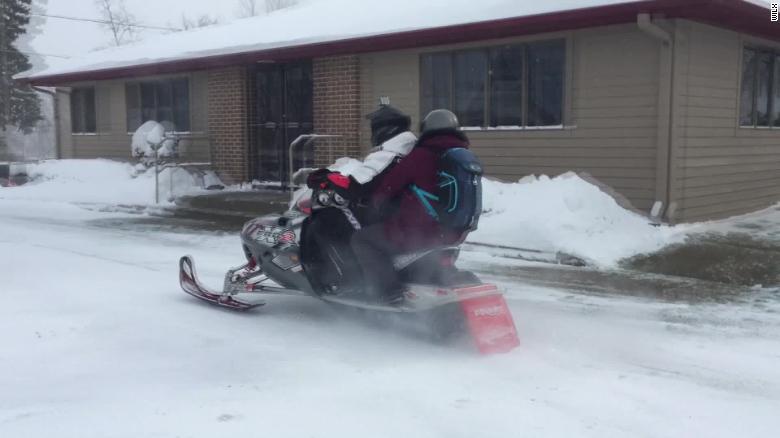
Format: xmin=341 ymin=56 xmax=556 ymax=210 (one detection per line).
xmin=17 ymin=0 xmax=780 ymax=222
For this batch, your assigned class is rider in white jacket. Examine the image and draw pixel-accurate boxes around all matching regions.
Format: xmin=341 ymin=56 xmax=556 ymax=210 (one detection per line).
xmin=308 ymin=104 xmax=417 ymax=222
xmin=344 ymin=104 xmax=417 ymax=196
xmin=348 ymin=129 xmax=417 ymax=187
xmin=302 ymin=104 xmax=415 ymax=294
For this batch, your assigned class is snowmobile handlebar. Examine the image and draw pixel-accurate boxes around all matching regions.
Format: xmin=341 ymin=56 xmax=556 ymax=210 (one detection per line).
xmin=288 ymin=134 xmax=341 ymax=194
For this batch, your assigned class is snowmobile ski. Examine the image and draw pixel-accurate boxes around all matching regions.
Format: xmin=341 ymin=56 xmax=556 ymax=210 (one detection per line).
xmin=179 ymin=256 xmax=265 ymax=311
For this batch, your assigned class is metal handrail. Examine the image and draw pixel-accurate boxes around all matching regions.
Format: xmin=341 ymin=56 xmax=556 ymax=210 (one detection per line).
xmin=288 ymin=134 xmax=341 ymax=194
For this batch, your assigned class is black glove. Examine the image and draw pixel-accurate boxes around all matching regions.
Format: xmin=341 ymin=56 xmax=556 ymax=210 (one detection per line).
xmin=306 ymin=168 xmax=332 ymax=189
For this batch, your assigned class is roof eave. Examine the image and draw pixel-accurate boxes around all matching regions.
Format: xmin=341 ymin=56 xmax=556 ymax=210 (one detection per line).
xmin=20 ymin=0 xmax=774 ymax=86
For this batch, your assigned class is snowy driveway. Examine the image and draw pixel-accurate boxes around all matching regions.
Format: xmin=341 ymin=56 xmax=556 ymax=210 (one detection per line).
xmin=1 ymin=199 xmax=779 ymax=438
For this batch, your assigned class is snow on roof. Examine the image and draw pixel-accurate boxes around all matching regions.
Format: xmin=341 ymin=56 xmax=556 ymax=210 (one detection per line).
xmin=20 ymin=0 xmax=635 ymax=80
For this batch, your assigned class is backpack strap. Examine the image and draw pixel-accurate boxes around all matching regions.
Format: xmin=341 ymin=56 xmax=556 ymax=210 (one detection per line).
xmin=437 ymin=171 xmax=459 ymax=213
xmin=410 ymin=184 xmax=440 ymax=220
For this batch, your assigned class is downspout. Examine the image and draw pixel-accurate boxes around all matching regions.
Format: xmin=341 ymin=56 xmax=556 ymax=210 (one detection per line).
xmin=637 ymin=13 xmax=675 ymax=222
xmin=32 ymin=86 xmax=60 ymax=159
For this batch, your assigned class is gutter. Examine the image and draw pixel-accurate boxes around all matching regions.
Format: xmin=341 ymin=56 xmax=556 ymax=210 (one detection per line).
xmin=637 ymin=13 xmax=676 ymax=222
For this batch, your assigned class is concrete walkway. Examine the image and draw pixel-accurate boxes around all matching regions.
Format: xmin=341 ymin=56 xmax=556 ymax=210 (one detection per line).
xmin=168 ymin=189 xmax=292 ymax=230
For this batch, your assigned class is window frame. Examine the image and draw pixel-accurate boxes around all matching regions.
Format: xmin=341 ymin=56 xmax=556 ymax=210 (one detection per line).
xmin=125 ymin=76 xmax=192 ymax=133
xmin=739 ymin=45 xmax=780 ymax=129
xmin=419 ymin=38 xmax=567 ymax=130
xmin=70 ymin=86 xmax=97 ymax=135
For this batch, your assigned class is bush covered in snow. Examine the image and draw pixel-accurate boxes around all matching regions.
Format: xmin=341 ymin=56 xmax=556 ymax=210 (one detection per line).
xmin=131 ymin=121 xmax=178 ymax=159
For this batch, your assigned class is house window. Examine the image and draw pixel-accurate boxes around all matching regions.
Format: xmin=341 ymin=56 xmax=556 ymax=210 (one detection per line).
xmin=740 ymin=47 xmax=780 ymax=128
xmin=421 ymin=39 xmax=565 ymax=128
xmin=126 ymin=77 xmax=190 ymax=132
xmin=70 ymin=87 xmax=96 ymax=133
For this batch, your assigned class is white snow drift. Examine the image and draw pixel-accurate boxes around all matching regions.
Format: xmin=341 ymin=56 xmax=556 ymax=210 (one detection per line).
xmin=1 ymin=159 xmax=222 ymax=205
xmin=473 ymin=174 xmax=685 ymax=266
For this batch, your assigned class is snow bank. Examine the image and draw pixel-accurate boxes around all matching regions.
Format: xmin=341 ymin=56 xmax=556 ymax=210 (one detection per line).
xmin=0 ymin=159 xmax=222 ymax=205
xmin=473 ymin=173 xmax=683 ymax=266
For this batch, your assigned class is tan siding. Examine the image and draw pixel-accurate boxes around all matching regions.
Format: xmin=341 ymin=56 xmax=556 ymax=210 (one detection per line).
xmin=681 ymin=194 xmax=780 ymax=222
xmin=572 ymin=106 xmax=657 ymax=118
xmin=360 ymin=23 xmax=660 ymax=211
xmin=56 ymin=89 xmax=73 ymax=158
xmin=683 ymin=169 xmax=780 ymax=188
xmin=675 ymin=21 xmax=780 ymax=221
xmin=476 ymin=146 xmax=657 ymax=157
xmin=190 ymin=71 xmax=208 ymax=132
xmin=61 ymin=72 xmax=211 ymax=162
xmin=359 ymin=49 xmax=420 ymax=150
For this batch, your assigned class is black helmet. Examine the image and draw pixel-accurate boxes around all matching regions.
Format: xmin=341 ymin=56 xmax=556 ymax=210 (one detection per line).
xmin=366 ymin=104 xmax=411 ymax=147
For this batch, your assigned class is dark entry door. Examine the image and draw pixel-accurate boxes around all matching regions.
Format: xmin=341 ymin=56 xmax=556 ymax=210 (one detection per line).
xmin=254 ymin=62 xmax=313 ymax=183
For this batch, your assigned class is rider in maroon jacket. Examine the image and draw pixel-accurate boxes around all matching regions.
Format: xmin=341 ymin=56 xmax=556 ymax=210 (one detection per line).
xmin=350 ymin=109 xmax=469 ymax=304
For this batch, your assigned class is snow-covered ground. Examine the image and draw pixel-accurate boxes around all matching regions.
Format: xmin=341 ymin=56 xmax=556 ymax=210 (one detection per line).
xmin=2 ymin=173 xmax=780 ymax=436
xmin=3 ymin=159 xmax=222 ymax=205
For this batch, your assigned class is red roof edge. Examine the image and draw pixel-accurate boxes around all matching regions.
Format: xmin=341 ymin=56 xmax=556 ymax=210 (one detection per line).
xmin=21 ymin=0 xmax=775 ymax=86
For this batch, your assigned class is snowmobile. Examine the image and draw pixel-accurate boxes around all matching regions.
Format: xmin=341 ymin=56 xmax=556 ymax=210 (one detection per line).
xmin=179 ymin=183 xmax=519 ymax=354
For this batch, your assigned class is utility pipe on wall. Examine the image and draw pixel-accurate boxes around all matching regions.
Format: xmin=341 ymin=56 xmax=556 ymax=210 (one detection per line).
xmin=637 ymin=13 xmax=676 ymax=222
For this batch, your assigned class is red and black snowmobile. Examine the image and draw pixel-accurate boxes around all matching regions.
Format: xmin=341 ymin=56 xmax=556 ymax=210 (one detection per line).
xmin=179 ymin=154 xmax=519 ymax=354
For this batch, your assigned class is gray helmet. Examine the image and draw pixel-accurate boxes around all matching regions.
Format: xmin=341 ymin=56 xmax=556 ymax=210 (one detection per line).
xmin=420 ymin=109 xmax=460 ymax=137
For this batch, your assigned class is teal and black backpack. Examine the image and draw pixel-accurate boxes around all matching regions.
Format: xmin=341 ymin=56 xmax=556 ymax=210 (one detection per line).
xmin=412 ymin=148 xmax=483 ymax=232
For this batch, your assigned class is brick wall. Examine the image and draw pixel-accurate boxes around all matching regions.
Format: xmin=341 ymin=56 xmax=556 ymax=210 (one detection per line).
xmin=207 ymin=66 xmax=249 ymax=184
xmin=312 ymin=56 xmax=362 ymax=167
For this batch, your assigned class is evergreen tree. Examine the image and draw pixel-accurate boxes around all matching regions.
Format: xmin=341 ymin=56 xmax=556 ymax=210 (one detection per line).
xmin=0 ymin=0 xmax=42 ymax=141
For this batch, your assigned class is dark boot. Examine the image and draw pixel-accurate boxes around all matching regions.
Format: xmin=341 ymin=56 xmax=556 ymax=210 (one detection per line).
xmin=383 ymin=287 xmax=405 ymax=306
xmin=350 ymin=224 xmax=403 ymax=305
